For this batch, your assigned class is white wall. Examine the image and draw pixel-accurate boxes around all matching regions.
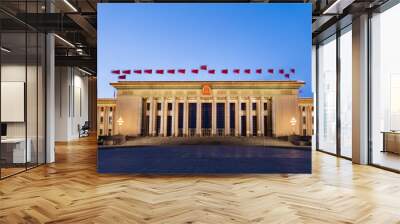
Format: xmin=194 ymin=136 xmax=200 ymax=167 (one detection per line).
xmin=54 ymin=67 xmax=89 ymax=141
xmin=1 ymin=65 xmax=27 ymax=140
xmin=1 ymin=65 xmax=41 ymax=138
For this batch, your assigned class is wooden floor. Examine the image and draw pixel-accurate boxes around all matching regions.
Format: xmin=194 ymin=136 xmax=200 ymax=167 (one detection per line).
xmin=1 ymin=137 xmax=400 ymax=224
xmin=1 ymin=167 xmax=26 ymax=178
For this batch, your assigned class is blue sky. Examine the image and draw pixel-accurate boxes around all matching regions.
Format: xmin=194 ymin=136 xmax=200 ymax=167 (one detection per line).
xmin=98 ymin=3 xmax=312 ymax=98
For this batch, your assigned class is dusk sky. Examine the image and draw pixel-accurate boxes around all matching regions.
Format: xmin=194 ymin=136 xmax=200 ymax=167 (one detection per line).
xmin=98 ymin=3 xmax=312 ymax=98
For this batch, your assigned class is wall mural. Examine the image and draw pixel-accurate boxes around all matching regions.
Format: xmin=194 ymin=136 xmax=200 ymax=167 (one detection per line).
xmin=97 ymin=3 xmax=313 ymax=173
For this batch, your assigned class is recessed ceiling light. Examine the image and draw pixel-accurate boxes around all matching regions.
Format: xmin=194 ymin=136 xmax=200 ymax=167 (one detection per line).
xmin=63 ymin=0 xmax=78 ymax=12
xmin=1 ymin=47 xmax=11 ymax=53
xmin=78 ymin=67 xmax=93 ymax=76
xmin=54 ymin=34 xmax=75 ymax=48
xmin=323 ymin=0 xmax=355 ymax=15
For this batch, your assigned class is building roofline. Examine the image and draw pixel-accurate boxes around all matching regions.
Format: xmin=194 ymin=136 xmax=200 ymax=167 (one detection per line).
xmin=298 ymin=97 xmax=313 ymax=100
xmin=298 ymin=97 xmax=313 ymax=104
xmin=97 ymin=98 xmax=117 ymax=104
xmin=110 ymin=80 xmax=305 ymax=89
xmin=98 ymin=98 xmax=116 ymax=101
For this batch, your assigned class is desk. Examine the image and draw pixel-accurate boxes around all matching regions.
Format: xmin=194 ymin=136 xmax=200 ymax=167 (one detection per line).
xmin=1 ymin=138 xmax=31 ymax=163
xmin=382 ymin=131 xmax=400 ymax=154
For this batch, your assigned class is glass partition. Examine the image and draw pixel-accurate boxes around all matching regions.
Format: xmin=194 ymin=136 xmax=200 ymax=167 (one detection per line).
xmin=0 ymin=1 xmax=46 ymax=179
xmin=339 ymin=27 xmax=352 ymax=158
xmin=370 ymin=3 xmax=400 ymax=171
xmin=317 ymin=35 xmax=337 ymax=154
xmin=1 ymin=31 xmax=28 ymax=177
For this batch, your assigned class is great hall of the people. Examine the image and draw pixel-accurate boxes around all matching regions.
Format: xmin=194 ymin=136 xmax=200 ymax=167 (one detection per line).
xmin=97 ymin=81 xmax=314 ymax=138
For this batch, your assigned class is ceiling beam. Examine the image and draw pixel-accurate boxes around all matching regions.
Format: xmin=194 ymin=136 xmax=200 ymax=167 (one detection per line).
xmin=55 ymin=55 xmax=96 ymax=71
xmin=67 ymin=13 xmax=97 ymax=46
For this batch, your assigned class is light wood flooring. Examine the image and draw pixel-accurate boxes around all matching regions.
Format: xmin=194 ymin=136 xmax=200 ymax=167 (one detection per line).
xmin=0 ymin=137 xmax=400 ymax=223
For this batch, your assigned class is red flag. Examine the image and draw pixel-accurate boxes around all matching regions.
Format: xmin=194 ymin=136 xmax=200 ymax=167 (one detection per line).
xmin=118 ymin=75 xmax=126 ymax=79
xmin=279 ymin=69 xmax=285 ymax=74
xmin=233 ymin=69 xmax=240 ymax=74
xmin=167 ymin=69 xmax=175 ymax=74
xmin=134 ymin=70 xmax=142 ymax=74
xmin=256 ymin=69 xmax=262 ymax=74
xmin=290 ymin=68 xmax=296 ymax=73
xmin=144 ymin=69 xmax=152 ymax=74
xmin=156 ymin=69 xmax=164 ymax=74
xmin=122 ymin=70 xmax=131 ymax=75
xmin=221 ymin=69 xmax=228 ymax=74
xmin=200 ymin=65 xmax=207 ymax=70
xmin=244 ymin=69 xmax=251 ymax=74
xmin=208 ymin=69 xmax=215 ymax=74
xmin=284 ymin=74 xmax=290 ymax=79
xmin=178 ymin=69 xmax=185 ymax=74
xmin=111 ymin=70 xmax=120 ymax=74
xmin=268 ymin=69 xmax=274 ymax=74
xmin=192 ymin=69 xmax=199 ymax=74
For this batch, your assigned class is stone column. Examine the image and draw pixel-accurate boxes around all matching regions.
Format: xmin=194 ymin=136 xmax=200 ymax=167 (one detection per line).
xmin=171 ymin=98 xmax=175 ymax=136
xmin=138 ymin=97 xmax=143 ymax=136
xmin=260 ymin=99 xmax=265 ymax=136
xmin=267 ymin=97 xmax=275 ymax=136
xmin=159 ymin=98 xmax=164 ymax=136
xmin=174 ymin=99 xmax=179 ymax=137
xmin=257 ymin=99 xmax=262 ymax=136
xmin=162 ymin=98 xmax=168 ymax=137
xmin=225 ymin=99 xmax=230 ymax=136
xmin=183 ymin=97 xmax=189 ymax=136
xmin=196 ymin=99 xmax=201 ymax=136
xmin=236 ymin=98 xmax=241 ymax=136
xmin=247 ymin=99 xmax=251 ymax=136
xmin=153 ymin=98 xmax=158 ymax=136
xmin=211 ymin=98 xmax=217 ymax=136
xmin=148 ymin=97 xmax=154 ymax=136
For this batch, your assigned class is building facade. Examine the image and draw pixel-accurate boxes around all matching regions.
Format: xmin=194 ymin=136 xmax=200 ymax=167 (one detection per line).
xmin=298 ymin=98 xmax=314 ymax=136
xmin=97 ymin=99 xmax=116 ymax=137
xmin=98 ymin=81 xmax=314 ymax=138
